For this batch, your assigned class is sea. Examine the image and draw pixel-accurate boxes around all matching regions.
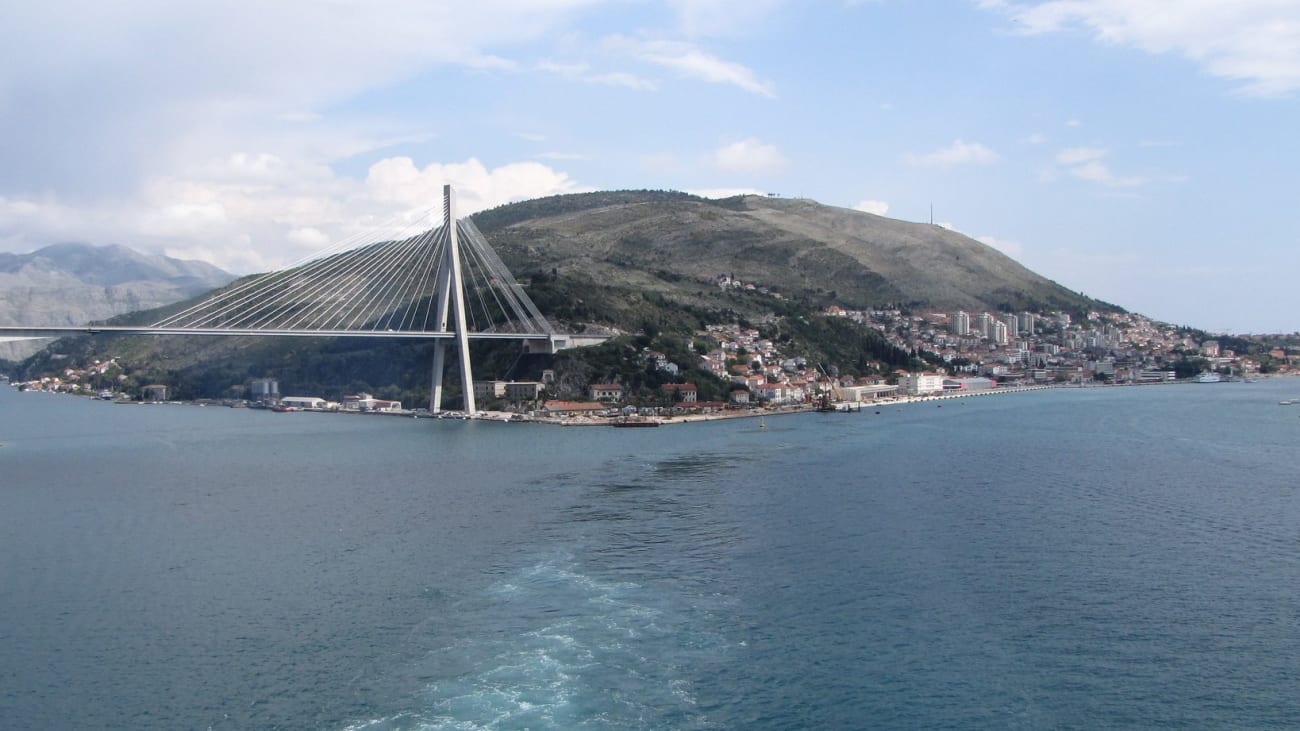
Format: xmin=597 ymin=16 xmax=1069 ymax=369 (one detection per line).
xmin=2 ymin=380 xmax=1299 ymax=730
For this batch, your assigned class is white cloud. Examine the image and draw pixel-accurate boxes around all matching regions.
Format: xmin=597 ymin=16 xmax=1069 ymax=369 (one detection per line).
xmin=853 ymin=199 xmax=890 ymax=216
xmin=1067 ymin=160 xmax=1143 ymax=187
xmin=365 ymin=157 xmax=583 ymax=213
xmin=0 ymin=0 xmax=608 ymax=198
xmin=1055 ymin=146 xmax=1108 ymax=165
xmin=1053 ymin=146 xmax=1143 ymax=187
xmin=587 ymin=70 xmax=661 ymax=90
xmin=986 ymin=1 xmax=1300 ymax=97
xmin=906 ymin=139 xmax=1000 ymax=168
xmin=666 ymin=0 xmax=783 ymax=38
xmin=536 ymin=59 xmax=658 ymax=90
xmin=0 ymin=2 xmax=621 ymax=271
xmin=536 ymin=151 xmax=592 ymax=161
xmin=0 ymin=196 xmax=42 ymax=218
xmin=607 ymin=37 xmax=776 ymax=97
xmin=0 ymin=157 xmax=585 ymax=274
xmin=287 ymin=227 xmax=331 ymax=249
xmin=714 ymin=138 xmax=788 ymax=175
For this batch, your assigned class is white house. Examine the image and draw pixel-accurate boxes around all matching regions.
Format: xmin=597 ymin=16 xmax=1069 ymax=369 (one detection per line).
xmin=588 ymin=383 xmax=624 ymax=401
xmin=342 ymin=393 xmax=403 ymax=412
xmin=280 ymin=396 xmax=330 ymax=410
xmin=898 ymin=373 xmax=945 ymax=395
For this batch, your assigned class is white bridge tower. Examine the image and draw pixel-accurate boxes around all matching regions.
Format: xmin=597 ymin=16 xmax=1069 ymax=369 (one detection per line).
xmin=430 ymin=184 xmax=476 ymax=414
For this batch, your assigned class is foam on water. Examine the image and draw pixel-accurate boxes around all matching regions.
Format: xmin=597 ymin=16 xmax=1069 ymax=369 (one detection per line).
xmin=338 ymin=550 xmax=733 ymax=730
xmin=410 ymin=553 xmax=727 ymax=730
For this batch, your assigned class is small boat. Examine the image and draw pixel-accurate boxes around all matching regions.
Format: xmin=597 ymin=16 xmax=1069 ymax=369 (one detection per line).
xmin=1280 ymin=400 xmax=1296 ymax=406
xmin=612 ymin=416 xmax=659 ymax=427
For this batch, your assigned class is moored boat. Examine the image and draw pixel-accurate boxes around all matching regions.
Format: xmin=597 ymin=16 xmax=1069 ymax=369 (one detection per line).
xmin=612 ymin=416 xmax=659 ymax=427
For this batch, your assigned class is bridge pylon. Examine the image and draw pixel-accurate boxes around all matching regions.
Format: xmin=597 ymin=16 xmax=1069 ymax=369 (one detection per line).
xmin=429 ymin=184 xmax=476 ymax=414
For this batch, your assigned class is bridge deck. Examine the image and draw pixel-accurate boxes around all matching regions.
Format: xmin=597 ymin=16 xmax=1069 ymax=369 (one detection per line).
xmin=0 ymin=326 xmax=551 ymax=340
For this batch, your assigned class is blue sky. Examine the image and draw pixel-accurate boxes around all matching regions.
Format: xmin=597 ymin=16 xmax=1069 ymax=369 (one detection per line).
xmin=2 ymin=1 xmax=1298 ymax=332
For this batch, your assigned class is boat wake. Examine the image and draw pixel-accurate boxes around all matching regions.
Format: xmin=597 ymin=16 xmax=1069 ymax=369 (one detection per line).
xmin=343 ymin=553 xmax=734 ymax=730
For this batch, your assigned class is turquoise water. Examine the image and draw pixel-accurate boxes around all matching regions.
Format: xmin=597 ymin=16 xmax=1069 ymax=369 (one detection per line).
xmin=2 ymin=382 xmax=1299 ymax=729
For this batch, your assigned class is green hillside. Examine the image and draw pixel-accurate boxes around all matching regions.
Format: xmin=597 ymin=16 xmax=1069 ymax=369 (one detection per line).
xmin=8 ymin=190 xmax=1116 ymax=404
xmin=475 ymin=191 xmax=1102 ymax=317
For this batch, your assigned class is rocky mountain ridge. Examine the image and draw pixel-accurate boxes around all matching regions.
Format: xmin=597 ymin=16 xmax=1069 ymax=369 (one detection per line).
xmin=0 ymin=243 xmax=234 ymax=360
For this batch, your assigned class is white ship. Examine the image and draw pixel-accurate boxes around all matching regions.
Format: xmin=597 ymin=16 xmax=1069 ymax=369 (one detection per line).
xmin=1197 ymin=372 xmax=1222 ymax=383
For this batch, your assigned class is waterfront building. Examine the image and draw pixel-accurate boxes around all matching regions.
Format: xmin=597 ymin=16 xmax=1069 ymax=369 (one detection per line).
xmin=839 ymin=384 xmax=900 ymax=401
xmin=248 ymin=378 xmax=279 ymax=403
xmin=474 ymin=380 xmax=508 ymax=401
xmin=898 ymin=372 xmax=946 ymax=395
xmin=342 ymin=393 xmax=402 ymax=412
xmin=944 ymin=377 xmax=996 ymax=391
xmin=279 ymin=396 xmax=329 ymax=410
xmin=536 ymin=400 xmax=604 ymax=418
xmin=504 ymin=381 xmax=545 ymax=402
xmin=1137 ymin=370 xmax=1176 ymax=382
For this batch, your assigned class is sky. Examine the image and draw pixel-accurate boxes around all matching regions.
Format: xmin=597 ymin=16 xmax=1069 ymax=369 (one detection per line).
xmin=2 ymin=1 xmax=1298 ymax=333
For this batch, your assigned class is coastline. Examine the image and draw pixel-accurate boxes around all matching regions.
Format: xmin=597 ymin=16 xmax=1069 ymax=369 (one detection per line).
xmin=542 ymin=384 xmax=1061 ymax=426
xmin=8 ymin=377 xmax=1290 ymax=428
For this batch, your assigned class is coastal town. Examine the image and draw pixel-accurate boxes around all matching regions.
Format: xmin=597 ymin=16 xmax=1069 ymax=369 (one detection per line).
xmin=9 ymin=293 xmax=1297 ymax=425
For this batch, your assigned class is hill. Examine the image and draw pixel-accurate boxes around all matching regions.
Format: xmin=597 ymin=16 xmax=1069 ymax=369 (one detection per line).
xmin=7 ymin=191 xmax=1118 ymax=404
xmin=0 ymin=243 xmax=234 ymax=359
xmin=474 ymin=191 xmax=1102 ymax=318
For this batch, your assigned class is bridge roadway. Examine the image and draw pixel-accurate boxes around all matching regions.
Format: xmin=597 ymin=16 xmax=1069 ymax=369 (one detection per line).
xmin=0 ymin=326 xmax=551 ymax=340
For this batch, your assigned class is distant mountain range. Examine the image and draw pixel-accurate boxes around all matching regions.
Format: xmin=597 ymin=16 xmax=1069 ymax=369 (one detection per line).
xmin=0 ymin=243 xmax=234 ymax=360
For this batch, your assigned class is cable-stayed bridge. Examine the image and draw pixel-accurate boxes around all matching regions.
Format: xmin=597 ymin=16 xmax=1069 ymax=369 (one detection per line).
xmin=0 ymin=185 xmax=590 ymax=413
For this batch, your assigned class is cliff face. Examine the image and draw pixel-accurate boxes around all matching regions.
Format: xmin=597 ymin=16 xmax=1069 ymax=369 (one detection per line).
xmin=0 ymin=243 xmax=234 ymax=359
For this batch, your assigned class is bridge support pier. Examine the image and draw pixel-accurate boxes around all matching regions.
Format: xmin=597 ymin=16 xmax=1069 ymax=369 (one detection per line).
xmin=429 ymin=184 xmax=477 ymax=414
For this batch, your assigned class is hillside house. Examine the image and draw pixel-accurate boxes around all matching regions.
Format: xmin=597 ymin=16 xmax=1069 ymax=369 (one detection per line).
xmin=505 ymin=382 xmax=544 ymax=402
xmin=660 ymin=383 xmax=698 ymax=403
xmin=588 ymin=383 xmax=624 ymax=402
